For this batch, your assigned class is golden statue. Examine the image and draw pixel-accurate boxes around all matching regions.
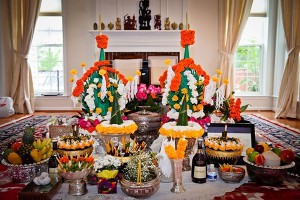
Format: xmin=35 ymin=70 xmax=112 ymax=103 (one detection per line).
xmin=164 ymin=17 xmax=170 ymax=30
xmin=116 ymin=17 xmax=121 ymax=30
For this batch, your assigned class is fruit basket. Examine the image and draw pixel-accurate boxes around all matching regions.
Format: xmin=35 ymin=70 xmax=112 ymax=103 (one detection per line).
xmin=218 ymin=165 xmax=245 ymax=183
xmin=1 ymin=158 xmax=49 ymax=183
xmin=243 ymin=156 xmax=295 ymax=185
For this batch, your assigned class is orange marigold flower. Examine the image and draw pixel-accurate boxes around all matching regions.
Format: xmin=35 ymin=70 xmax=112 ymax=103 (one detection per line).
xmin=70 ymin=69 xmax=77 ymax=75
xmin=59 ymin=156 xmax=69 ymax=164
xmin=85 ymin=156 xmax=94 ymax=164
xmin=69 ymin=77 xmax=74 ymax=82
xmin=80 ymin=62 xmax=86 ymax=67
xmin=180 ymin=30 xmax=195 ymax=48
xmin=96 ymin=34 xmax=108 ymax=49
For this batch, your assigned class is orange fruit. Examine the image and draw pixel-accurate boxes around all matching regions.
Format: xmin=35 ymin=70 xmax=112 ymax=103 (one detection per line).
xmin=246 ymin=147 xmax=255 ymax=156
xmin=259 ymin=142 xmax=270 ymax=152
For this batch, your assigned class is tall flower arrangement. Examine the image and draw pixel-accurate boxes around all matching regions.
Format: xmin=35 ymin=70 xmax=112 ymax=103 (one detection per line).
xmin=158 ymin=30 xmax=213 ymax=139
xmin=70 ymin=34 xmax=138 ymax=135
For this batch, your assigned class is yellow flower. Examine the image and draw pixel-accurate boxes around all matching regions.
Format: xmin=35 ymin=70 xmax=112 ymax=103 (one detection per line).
xmin=136 ymin=70 xmax=141 ymax=76
xmin=96 ymin=108 xmax=102 ymax=114
xmin=99 ymin=69 xmax=107 ymax=76
xmin=80 ymin=62 xmax=86 ymax=67
xmin=97 ymin=92 xmax=101 ymax=97
xmin=212 ymin=76 xmax=219 ymax=82
xmin=127 ymin=76 xmax=133 ymax=82
xmin=181 ymin=88 xmax=188 ymax=94
xmin=108 ymin=107 xmax=112 ymax=112
xmin=164 ymin=59 xmax=171 ymax=66
xmin=198 ymin=80 xmax=203 ymax=85
xmin=69 ymin=77 xmax=74 ymax=82
xmin=224 ymin=79 xmax=229 ymax=85
xmin=70 ymin=69 xmax=77 ymax=75
xmin=109 ymin=96 xmax=114 ymax=102
xmin=172 ymin=95 xmax=179 ymax=101
xmin=174 ymin=103 xmax=180 ymax=110
xmin=97 ymin=83 xmax=102 ymax=88
xmin=216 ymin=69 xmax=222 ymax=75
xmin=197 ymin=104 xmax=204 ymax=110
xmin=193 ymin=105 xmax=197 ymax=111
xmin=107 ymin=91 xmax=111 ymax=96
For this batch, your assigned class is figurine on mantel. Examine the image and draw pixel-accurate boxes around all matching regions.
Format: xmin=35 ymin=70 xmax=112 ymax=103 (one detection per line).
xmin=171 ymin=22 xmax=178 ymax=30
xmin=164 ymin=17 xmax=170 ymax=30
xmin=108 ymin=22 xmax=114 ymax=30
xmin=139 ymin=0 xmax=151 ymax=30
xmin=154 ymin=14 xmax=161 ymax=30
xmin=124 ymin=14 xmax=137 ymax=30
xmin=116 ymin=17 xmax=121 ymax=30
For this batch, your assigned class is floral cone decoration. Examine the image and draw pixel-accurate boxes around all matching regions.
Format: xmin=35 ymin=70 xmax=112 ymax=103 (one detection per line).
xmin=159 ymin=29 xmax=211 ymax=139
xmin=70 ymin=34 xmax=138 ymax=135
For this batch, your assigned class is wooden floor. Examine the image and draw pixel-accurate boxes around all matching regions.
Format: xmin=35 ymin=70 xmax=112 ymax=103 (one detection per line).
xmin=0 ymin=110 xmax=300 ymax=130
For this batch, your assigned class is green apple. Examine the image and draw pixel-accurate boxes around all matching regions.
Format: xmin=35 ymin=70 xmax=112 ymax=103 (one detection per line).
xmin=272 ymin=148 xmax=282 ymax=156
xmin=248 ymin=151 xmax=259 ymax=163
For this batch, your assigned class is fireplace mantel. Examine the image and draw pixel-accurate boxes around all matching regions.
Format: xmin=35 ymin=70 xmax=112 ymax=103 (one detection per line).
xmin=89 ymin=30 xmax=181 ymax=53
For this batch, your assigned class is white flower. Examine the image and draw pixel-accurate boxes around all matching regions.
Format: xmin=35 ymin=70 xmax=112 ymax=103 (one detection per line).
xmin=118 ymin=83 xmax=125 ymax=95
xmin=94 ymin=78 xmax=99 ymax=83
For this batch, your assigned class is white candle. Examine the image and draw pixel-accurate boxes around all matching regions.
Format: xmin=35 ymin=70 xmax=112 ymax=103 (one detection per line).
xmin=186 ymin=12 xmax=188 ymax=30
xmin=99 ymin=14 xmax=102 ymax=33
xmin=166 ymin=0 xmax=168 ymax=17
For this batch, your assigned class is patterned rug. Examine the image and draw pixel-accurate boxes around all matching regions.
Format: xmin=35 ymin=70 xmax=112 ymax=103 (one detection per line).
xmin=0 ymin=115 xmax=51 ymax=153
xmin=243 ymin=114 xmax=300 ymax=156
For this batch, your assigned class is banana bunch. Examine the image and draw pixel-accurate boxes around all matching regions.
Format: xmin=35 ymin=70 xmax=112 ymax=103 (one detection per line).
xmin=33 ymin=138 xmax=53 ymax=160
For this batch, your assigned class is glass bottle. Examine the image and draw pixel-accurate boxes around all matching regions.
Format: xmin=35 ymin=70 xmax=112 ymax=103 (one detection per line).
xmin=207 ymin=164 xmax=217 ymax=182
xmin=48 ymin=139 xmax=60 ymax=181
xmin=191 ymin=137 xmax=207 ymax=183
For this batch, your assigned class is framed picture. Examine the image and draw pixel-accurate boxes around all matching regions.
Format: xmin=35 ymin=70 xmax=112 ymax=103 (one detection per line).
xmin=205 ymin=123 xmax=255 ymax=157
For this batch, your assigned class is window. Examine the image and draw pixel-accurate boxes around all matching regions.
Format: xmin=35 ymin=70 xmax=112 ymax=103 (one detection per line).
xmin=234 ymin=0 xmax=267 ymax=94
xmin=28 ymin=0 xmax=64 ymax=96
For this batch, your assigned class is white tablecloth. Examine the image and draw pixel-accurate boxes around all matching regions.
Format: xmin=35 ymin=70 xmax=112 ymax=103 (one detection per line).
xmin=52 ymin=167 xmax=250 ymax=200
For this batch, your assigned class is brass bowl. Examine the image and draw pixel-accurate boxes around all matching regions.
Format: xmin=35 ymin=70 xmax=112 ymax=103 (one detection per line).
xmin=243 ymin=156 xmax=295 ymax=185
xmin=120 ymin=177 xmax=160 ymax=198
xmin=57 ymin=146 xmax=93 ymax=157
xmin=218 ymin=167 xmax=245 ymax=183
xmin=206 ymin=148 xmax=243 ymax=166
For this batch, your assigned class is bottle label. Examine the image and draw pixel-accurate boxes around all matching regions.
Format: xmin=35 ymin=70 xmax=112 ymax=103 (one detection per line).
xmin=207 ymin=172 xmax=217 ymax=181
xmin=49 ymin=167 xmax=58 ymax=174
xmin=194 ymin=166 xmax=206 ymax=179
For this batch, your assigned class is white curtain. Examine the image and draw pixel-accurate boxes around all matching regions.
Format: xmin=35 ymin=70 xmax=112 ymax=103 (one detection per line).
xmin=218 ymin=0 xmax=253 ymax=94
xmin=4 ymin=0 xmax=41 ymax=113
xmin=275 ymin=0 xmax=300 ymax=118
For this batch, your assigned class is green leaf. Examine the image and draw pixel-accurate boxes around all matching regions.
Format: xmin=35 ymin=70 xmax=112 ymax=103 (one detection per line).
xmin=177 ymin=94 xmax=188 ymax=126
xmin=240 ymin=104 xmax=249 ymax=113
xmin=110 ymin=92 xmax=123 ymax=125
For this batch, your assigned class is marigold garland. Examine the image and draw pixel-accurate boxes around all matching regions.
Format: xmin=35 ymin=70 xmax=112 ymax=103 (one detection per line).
xmin=164 ymin=138 xmax=188 ymax=159
xmin=159 ymin=121 xmax=204 ymax=138
xmin=96 ymin=34 xmax=108 ymax=49
xmin=95 ymin=120 xmax=138 ymax=135
xmin=180 ymin=30 xmax=195 ymax=48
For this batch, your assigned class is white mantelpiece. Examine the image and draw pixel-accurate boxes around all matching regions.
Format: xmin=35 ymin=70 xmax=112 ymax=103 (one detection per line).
xmin=89 ymin=30 xmax=181 ymax=54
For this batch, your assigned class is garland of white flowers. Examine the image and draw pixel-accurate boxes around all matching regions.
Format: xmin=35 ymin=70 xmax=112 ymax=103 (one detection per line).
xmin=162 ymin=65 xmax=174 ymax=106
xmin=204 ymin=80 xmax=216 ymax=105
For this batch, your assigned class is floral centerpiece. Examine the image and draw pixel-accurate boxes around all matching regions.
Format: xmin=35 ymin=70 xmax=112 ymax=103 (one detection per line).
xmin=94 ymin=155 xmax=121 ymax=194
xmin=120 ymin=151 xmax=160 ymax=198
xmin=164 ymin=138 xmax=187 ymax=193
xmin=125 ymin=83 xmax=162 ymax=113
xmin=57 ymin=154 xmax=94 ymax=195
xmin=69 ymin=34 xmax=139 ymax=157
xmin=158 ymin=29 xmax=212 ymax=170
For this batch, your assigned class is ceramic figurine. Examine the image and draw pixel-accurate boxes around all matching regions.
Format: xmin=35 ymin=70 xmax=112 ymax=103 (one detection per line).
xmin=171 ymin=22 xmax=178 ymax=30
xmin=101 ymin=22 xmax=105 ymax=30
xmin=108 ymin=22 xmax=114 ymax=30
xmin=116 ymin=17 xmax=121 ymax=30
xmin=154 ymin=15 xmax=161 ymax=30
xmin=93 ymin=23 xmax=98 ymax=30
xmin=164 ymin=17 xmax=170 ymax=30
xmin=179 ymin=22 xmax=183 ymax=30
xmin=124 ymin=14 xmax=137 ymax=30
xmin=139 ymin=0 xmax=151 ymax=30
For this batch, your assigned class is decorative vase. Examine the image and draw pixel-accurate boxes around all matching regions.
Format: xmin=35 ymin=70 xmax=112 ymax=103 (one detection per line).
xmin=59 ymin=168 xmax=92 ymax=196
xmin=127 ymin=106 xmax=161 ymax=149
xmin=120 ymin=177 xmax=160 ymax=198
xmin=170 ymin=159 xmax=185 ymax=193
xmin=175 ymin=137 xmax=196 ymax=171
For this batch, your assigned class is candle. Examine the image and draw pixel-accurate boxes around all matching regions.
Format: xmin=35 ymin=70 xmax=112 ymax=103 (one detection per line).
xmin=99 ymin=14 xmax=102 ymax=33
xmin=166 ymin=0 xmax=168 ymax=17
xmin=186 ymin=12 xmax=188 ymax=30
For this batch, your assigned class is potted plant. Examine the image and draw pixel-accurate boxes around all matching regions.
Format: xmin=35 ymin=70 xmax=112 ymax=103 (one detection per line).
xmin=120 ymin=151 xmax=160 ymax=198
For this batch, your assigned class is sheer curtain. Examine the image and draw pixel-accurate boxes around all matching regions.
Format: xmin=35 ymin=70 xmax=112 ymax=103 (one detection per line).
xmin=275 ymin=0 xmax=300 ymax=118
xmin=4 ymin=0 xmax=41 ymax=113
xmin=218 ymin=0 xmax=253 ymax=94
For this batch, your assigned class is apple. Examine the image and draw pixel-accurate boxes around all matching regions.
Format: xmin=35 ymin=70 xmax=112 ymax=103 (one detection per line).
xmin=254 ymin=144 xmax=264 ymax=154
xmin=280 ymin=149 xmax=295 ymax=164
xmin=248 ymin=151 xmax=259 ymax=163
xmin=254 ymin=154 xmax=265 ymax=165
xmin=272 ymin=148 xmax=282 ymax=156
xmin=246 ymin=147 xmax=254 ymax=156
